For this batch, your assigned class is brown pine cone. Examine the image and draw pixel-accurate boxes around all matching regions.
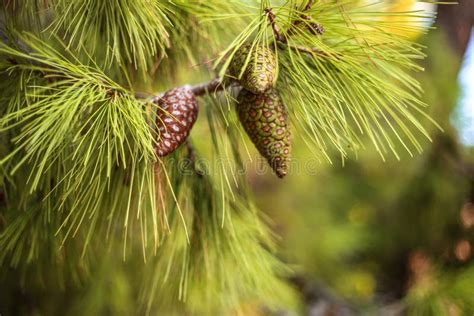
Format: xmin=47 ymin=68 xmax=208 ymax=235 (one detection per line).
xmin=237 ymin=88 xmax=291 ymax=178
xmin=155 ymin=87 xmax=199 ymax=157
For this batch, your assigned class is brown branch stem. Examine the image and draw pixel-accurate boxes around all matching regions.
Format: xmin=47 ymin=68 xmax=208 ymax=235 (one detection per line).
xmin=265 ymin=8 xmax=286 ymax=43
xmin=290 ymin=0 xmax=315 ymax=31
xmin=265 ymin=4 xmax=325 ymax=58
xmin=190 ymin=77 xmax=225 ymax=96
xmin=144 ymin=77 xmax=229 ymax=104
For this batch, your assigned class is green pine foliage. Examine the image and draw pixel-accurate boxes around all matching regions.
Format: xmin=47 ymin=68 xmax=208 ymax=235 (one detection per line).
xmin=0 ymin=1 xmax=460 ymax=315
xmin=51 ymin=0 xmax=170 ymax=77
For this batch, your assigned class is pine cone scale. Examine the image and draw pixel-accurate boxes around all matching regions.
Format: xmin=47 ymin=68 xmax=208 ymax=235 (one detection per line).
xmin=228 ymin=44 xmax=277 ymax=94
xmin=237 ymin=88 xmax=291 ymax=178
xmin=155 ymin=87 xmax=199 ymax=157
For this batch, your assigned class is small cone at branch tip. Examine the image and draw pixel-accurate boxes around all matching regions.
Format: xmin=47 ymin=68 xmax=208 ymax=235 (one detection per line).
xmin=237 ymin=88 xmax=291 ymax=178
xmin=228 ymin=43 xmax=278 ymax=94
xmin=154 ymin=87 xmax=198 ymax=157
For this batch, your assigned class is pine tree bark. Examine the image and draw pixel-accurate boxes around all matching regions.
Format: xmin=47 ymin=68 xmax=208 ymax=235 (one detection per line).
xmin=437 ymin=0 xmax=474 ymax=56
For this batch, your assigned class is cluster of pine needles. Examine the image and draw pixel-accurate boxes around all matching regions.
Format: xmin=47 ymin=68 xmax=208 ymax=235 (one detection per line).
xmin=0 ymin=0 xmax=440 ymax=314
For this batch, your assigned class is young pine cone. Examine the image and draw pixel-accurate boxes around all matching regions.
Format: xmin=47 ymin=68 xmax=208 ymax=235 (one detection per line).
xmin=228 ymin=43 xmax=277 ymax=94
xmin=237 ymin=88 xmax=291 ymax=178
xmin=155 ymin=87 xmax=198 ymax=157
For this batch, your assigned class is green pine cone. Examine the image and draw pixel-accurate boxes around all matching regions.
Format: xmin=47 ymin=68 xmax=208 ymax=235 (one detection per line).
xmin=237 ymin=88 xmax=291 ymax=178
xmin=228 ymin=43 xmax=277 ymax=94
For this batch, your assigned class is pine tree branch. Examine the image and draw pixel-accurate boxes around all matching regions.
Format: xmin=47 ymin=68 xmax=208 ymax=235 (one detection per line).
xmin=2 ymin=1 xmax=431 ymax=168
xmin=266 ymin=1 xmax=319 ymax=42
xmin=190 ymin=77 xmax=225 ymax=96
xmin=142 ymin=3 xmax=325 ymax=106
xmin=147 ymin=78 xmax=229 ymax=104
xmin=264 ymin=8 xmax=285 ymax=43
xmin=304 ymin=1 xmax=315 ymax=11
xmin=265 ymin=5 xmax=326 ymax=57
xmin=287 ymin=0 xmax=321 ymax=36
xmin=144 ymin=3 xmax=325 ymax=159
